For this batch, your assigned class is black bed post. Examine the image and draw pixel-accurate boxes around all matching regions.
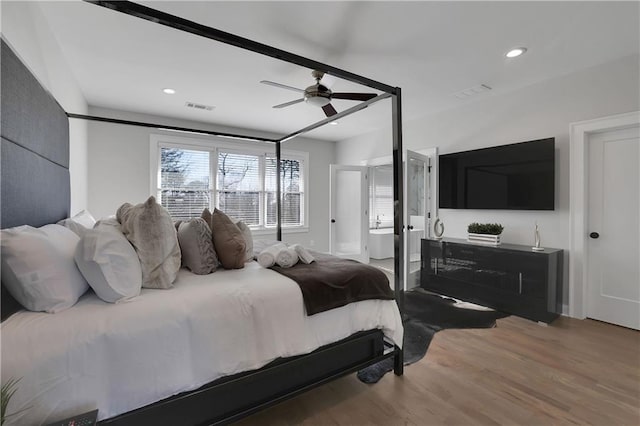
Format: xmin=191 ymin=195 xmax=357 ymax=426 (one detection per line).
xmin=276 ymin=141 xmax=282 ymax=241
xmin=392 ymin=88 xmax=404 ymax=376
xmin=82 ymin=0 xmax=405 ymax=375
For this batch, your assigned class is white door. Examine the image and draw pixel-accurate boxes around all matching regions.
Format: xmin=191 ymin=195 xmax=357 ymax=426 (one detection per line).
xmin=587 ymin=126 xmax=640 ymax=330
xmin=404 ymin=150 xmax=430 ymax=290
xmin=329 ymin=165 xmax=369 ymax=263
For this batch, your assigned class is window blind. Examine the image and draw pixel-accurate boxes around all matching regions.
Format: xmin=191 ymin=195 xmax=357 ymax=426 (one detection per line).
xmin=265 ymin=156 xmax=303 ymax=226
xmin=216 ymin=151 xmax=260 ymax=225
xmin=157 ymin=145 xmax=305 ymax=228
xmin=370 ymin=165 xmax=393 ymax=228
xmin=159 ymin=147 xmax=210 ymax=220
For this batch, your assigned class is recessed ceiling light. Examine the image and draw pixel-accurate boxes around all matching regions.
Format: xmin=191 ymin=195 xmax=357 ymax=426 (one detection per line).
xmin=505 ymin=47 xmax=527 ymax=58
xmin=162 ymin=88 xmax=176 ymax=95
xmin=330 ymin=121 xmax=339 ymax=125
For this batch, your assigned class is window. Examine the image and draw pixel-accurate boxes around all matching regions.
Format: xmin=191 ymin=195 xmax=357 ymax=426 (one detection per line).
xmin=160 ymin=148 xmax=210 ymax=221
xmin=217 ymin=152 xmax=261 ymax=225
xmin=369 ymin=164 xmax=393 ymax=228
xmin=154 ymin=136 xmax=307 ymax=231
xmin=266 ymin=157 xmax=303 ymax=226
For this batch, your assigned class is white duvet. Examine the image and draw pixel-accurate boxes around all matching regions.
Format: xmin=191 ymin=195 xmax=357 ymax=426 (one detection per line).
xmin=1 ymin=262 xmax=403 ymax=425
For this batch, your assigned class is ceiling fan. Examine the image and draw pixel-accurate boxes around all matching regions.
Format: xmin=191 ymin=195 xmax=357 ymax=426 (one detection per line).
xmin=260 ymin=70 xmax=377 ymax=118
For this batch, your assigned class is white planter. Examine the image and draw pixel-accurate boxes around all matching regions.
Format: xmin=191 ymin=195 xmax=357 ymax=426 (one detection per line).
xmin=467 ymin=233 xmax=502 ymax=245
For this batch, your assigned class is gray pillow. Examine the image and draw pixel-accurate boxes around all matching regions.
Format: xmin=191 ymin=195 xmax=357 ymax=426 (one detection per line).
xmin=235 ymin=221 xmax=253 ymax=262
xmin=177 ymin=218 xmax=218 ymax=275
xmin=117 ymin=196 xmax=181 ymax=289
xmin=201 ymin=208 xmax=213 ymax=229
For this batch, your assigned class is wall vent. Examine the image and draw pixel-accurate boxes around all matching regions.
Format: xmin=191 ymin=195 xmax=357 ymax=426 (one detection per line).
xmin=185 ymin=101 xmax=215 ymax=111
xmin=452 ymin=84 xmax=492 ymax=100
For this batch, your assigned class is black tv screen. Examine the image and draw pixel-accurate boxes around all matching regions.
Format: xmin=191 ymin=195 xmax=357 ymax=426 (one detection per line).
xmin=439 ymin=138 xmax=555 ymax=210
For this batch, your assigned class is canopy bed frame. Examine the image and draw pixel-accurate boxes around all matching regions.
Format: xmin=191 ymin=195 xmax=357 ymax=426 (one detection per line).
xmin=1 ymin=1 xmax=405 ymax=424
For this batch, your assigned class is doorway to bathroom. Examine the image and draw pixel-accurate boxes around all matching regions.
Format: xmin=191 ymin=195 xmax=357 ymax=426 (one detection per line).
xmin=365 ymin=150 xmax=431 ymax=289
xmin=329 ymin=150 xmax=432 ymax=290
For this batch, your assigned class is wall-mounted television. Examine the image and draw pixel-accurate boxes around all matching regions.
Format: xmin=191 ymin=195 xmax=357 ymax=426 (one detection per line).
xmin=439 ymin=138 xmax=555 ymax=210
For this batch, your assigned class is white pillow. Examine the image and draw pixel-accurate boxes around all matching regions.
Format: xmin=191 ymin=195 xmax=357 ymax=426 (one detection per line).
xmin=58 ymin=210 xmax=96 ymax=237
xmin=75 ymin=218 xmax=142 ymax=303
xmin=1 ymin=224 xmax=89 ymax=313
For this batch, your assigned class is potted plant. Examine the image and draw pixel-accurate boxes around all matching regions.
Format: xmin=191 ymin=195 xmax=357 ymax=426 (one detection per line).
xmin=1 ymin=378 xmax=25 ymax=425
xmin=467 ymin=222 xmax=504 ymax=245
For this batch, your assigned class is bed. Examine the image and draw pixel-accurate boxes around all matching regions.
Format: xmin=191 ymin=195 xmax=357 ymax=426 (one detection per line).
xmin=2 ymin=264 xmax=402 ymax=425
xmin=1 ymin=12 xmax=404 ymax=424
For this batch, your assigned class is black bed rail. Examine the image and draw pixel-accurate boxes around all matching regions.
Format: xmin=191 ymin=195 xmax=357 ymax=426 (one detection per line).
xmin=98 ymin=330 xmax=396 ymax=426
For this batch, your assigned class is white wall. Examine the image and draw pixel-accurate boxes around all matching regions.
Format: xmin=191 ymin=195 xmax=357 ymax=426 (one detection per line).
xmin=1 ymin=1 xmax=89 ymax=214
xmin=87 ymin=107 xmax=335 ymax=251
xmin=337 ymin=55 xmax=640 ymax=302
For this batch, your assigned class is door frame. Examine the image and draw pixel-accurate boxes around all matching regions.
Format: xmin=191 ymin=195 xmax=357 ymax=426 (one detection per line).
xmin=403 ymin=150 xmax=430 ymax=289
xmin=569 ymin=110 xmax=640 ymax=319
xmin=360 ymin=147 xmax=438 ymax=226
xmin=413 ymin=147 xmax=438 ymax=236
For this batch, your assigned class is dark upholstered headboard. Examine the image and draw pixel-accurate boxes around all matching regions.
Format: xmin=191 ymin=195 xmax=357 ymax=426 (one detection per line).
xmin=1 ymin=38 xmax=70 ymax=229
xmin=1 ymin=38 xmax=71 ymax=319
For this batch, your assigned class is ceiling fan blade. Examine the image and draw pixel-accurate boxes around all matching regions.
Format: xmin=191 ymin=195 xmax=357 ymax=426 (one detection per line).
xmin=273 ymin=98 xmax=305 ymax=109
xmin=322 ymin=103 xmax=338 ymax=117
xmin=261 ymin=80 xmax=305 ymax=93
xmin=332 ymin=92 xmax=377 ymax=101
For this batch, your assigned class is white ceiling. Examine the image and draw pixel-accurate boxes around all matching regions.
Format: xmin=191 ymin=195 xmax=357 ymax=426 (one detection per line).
xmin=37 ymin=1 xmax=639 ymax=142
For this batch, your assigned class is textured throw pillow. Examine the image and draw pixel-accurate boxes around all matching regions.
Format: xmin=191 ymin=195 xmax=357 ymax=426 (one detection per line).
xmin=177 ymin=218 xmax=218 ymax=275
xmin=117 ymin=196 xmax=181 ymax=289
xmin=235 ymin=221 xmax=253 ymax=262
xmin=75 ymin=218 xmax=142 ymax=303
xmin=1 ymin=224 xmax=89 ymax=313
xmin=209 ymin=208 xmax=246 ymax=269
xmin=57 ymin=210 xmax=97 ymax=237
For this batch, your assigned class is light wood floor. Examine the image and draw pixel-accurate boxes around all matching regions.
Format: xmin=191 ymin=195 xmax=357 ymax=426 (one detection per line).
xmin=235 ymin=316 xmax=640 ymax=425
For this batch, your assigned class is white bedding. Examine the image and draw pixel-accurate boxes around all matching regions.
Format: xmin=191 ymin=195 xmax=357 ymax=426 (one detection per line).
xmin=1 ymin=262 xmax=403 ymax=425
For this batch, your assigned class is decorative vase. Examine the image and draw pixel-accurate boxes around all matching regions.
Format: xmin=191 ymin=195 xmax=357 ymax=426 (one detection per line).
xmin=532 ymin=222 xmax=544 ymax=251
xmin=433 ymin=217 xmax=444 ymax=240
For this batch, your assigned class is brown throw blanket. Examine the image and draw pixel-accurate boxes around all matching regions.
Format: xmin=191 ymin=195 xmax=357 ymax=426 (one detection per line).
xmin=271 ymin=252 xmax=395 ymax=315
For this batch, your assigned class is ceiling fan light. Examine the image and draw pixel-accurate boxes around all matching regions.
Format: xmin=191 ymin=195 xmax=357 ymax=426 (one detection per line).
xmin=305 ymin=95 xmax=331 ymax=107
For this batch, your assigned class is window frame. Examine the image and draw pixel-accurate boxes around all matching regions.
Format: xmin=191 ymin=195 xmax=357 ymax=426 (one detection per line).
xmin=150 ymin=134 xmax=309 ymax=234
